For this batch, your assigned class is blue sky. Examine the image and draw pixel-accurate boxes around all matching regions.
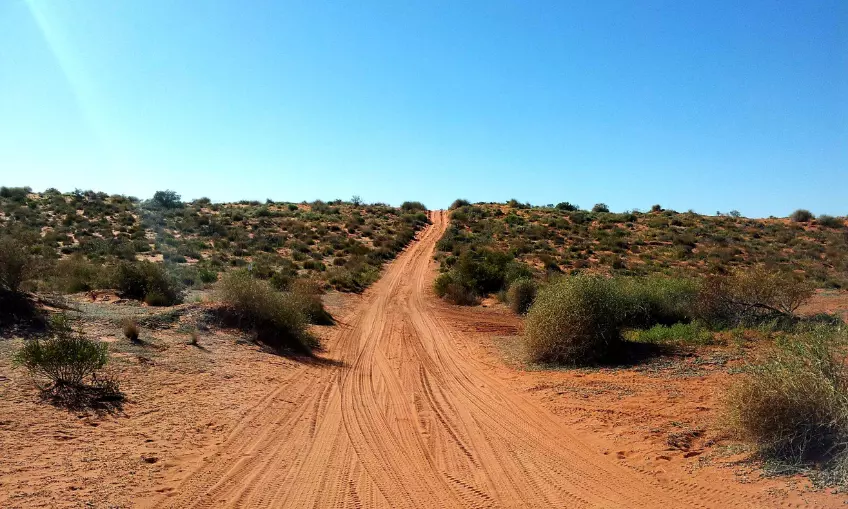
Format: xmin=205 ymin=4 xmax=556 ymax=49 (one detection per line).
xmin=1 ymin=1 xmax=845 ymax=216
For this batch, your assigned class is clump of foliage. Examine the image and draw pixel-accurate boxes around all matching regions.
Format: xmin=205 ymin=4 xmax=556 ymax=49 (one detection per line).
xmin=817 ymin=215 xmax=844 ymax=228
xmin=114 ymin=261 xmax=184 ymax=306
xmin=150 ymin=190 xmax=182 ymax=209
xmin=214 ymin=271 xmax=315 ymax=352
xmin=524 ymin=276 xmax=626 ymax=364
xmin=434 ymin=248 xmax=531 ymax=305
xmin=592 ymin=203 xmax=610 ymax=213
xmin=401 ymin=201 xmax=427 ymax=212
xmin=725 ymin=326 xmax=848 ymax=471
xmin=619 ymin=276 xmax=700 ymax=327
xmin=507 ymin=278 xmax=537 ymax=315
xmin=698 ymin=267 xmax=813 ymax=328
xmin=14 ymin=315 xmax=120 ymax=407
xmin=789 ymin=209 xmax=814 ymax=223
xmin=450 ymin=199 xmax=471 ymax=209
xmin=0 ymin=234 xmax=37 ymax=293
xmin=555 ymin=202 xmax=578 ymax=211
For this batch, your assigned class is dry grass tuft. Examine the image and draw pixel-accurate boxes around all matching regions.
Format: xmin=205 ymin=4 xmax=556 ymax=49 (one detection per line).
xmin=725 ymin=325 xmax=848 ymax=470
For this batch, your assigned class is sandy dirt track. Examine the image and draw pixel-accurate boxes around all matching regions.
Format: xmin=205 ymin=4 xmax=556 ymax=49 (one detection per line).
xmin=148 ymin=211 xmax=801 ymax=508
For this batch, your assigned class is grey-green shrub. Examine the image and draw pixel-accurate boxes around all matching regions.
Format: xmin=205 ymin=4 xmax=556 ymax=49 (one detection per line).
xmin=215 ymin=271 xmax=315 ymax=351
xmin=524 ymin=276 xmax=625 ymax=364
xmin=618 ymin=275 xmax=700 ymax=327
xmin=14 ymin=315 xmax=109 ymax=388
xmin=789 ymin=209 xmax=814 ymax=222
xmin=507 ymin=278 xmax=537 ymax=315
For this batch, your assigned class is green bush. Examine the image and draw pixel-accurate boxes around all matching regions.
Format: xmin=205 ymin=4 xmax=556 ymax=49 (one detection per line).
xmin=789 ymin=209 xmax=814 ymax=222
xmin=592 ymin=203 xmax=610 ymax=213
xmin=507 ymin=278 xmax=537 ymax=314
xmin=725 ymin=326 xmax=848 ymax=466
xmin=818 ymin=215 xmax=843 ymax=228
xmin=450 ymin=199 xmax=471 ymax=209
xmin=215 ymin=271 xmax=315 ymax=351
xmin=53 ymin=254 xmax=107 ymax=293
xmin=151 ymin=190 xmax=182 ymax=209
xmin=114 ymin=261 xmax=184 ymax=306
xmin=400 ymin=201 xmax=427 ymax=212
xmin=14 ymin=315 xmax=109 ymax=389
xmin=555 ymin=202 xmax=578 ymax=211
xmin=524 ymin=276 xmax=626 ymax=364
xmin=618 ymin=276 xmax=700 ymax=327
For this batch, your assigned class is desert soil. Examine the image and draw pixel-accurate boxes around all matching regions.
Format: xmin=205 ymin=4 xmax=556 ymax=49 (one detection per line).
xmin=1 ymin=210 xmax=845 ymax=508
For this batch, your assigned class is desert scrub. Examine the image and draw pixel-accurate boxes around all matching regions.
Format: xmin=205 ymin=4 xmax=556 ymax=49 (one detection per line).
xmin=215 ymin=271 xmax=316 ymax=352
xmin=619 ymin=275 xmax=700 ymax=327
xmin=14 ymin=315 xmax=120 ymax=407
xmin=122 ymin=318 xmax=140 ymax=342
xmin=507 ymin=278 xmax=537 ymax=315
xmin=725 ymin=325 xmax=848 ymax=470
xmin=698 ymin=267 xmax=813 ymax=328
xmin=524 ymin=276 xmax=626 ymax=364
xmin=113 ymin=260 xmax=184 ymax=306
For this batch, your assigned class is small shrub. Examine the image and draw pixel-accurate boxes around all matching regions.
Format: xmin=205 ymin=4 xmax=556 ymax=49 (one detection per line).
xmin=53 ymin=255 xmax=106 ymax=293
xmin=592 ymin=203 xmax=610 ymax=213
xmin=507 ymin=278 xmax=537 ymax=314
xmin=14 ymin=315 xmax=109 ymax=389
xmin=725 ymin=326 xmax=848 ymax=466
xmin=215 ymin=271 xmax=314 ymax=351
xmin=0 ymin=235 xmax=36 ymax=293
xmin=122 ymin=318 xmax=140 ymax=342
xmin=450 ymin=199 xmax=471 ymax=209
xmin=789 ymin=209 xmax=814 ymax=223
xmin=524 ymin=276 xmax=625 ymax=364
xmin=114 ymin=261 xmax=184 ymax=306
xmin=818 ymin=215 xmax=843 ymax=228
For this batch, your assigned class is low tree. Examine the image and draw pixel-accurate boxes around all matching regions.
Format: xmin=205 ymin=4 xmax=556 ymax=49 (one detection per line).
xmin=151 ymin=190 xmax=182 ymax=209
xmin=789 ymin=209 xmax=814 ymax=223
xmin=592 ymin=203 xmax=610 ymax=213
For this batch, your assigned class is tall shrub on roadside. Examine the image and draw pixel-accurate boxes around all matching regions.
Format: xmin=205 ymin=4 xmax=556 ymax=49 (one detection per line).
xmin=524 ymin=276 xmax=625 ymax=364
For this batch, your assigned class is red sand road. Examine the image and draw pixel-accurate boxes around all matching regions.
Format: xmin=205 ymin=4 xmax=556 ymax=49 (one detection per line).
xmin=148 ymin=211 xmax=810 ymax=508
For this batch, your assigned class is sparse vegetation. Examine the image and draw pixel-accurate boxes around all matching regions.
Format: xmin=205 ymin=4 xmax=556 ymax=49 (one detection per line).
xmin=0 ymin=188 xmax=429 ymax=300
xmin=435 ymin=201 xmax=848 ymax=289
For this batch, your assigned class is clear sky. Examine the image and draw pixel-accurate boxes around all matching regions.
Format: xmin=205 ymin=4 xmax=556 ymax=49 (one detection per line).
xmin=1 ymin=1 xmax=845 ymax=216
